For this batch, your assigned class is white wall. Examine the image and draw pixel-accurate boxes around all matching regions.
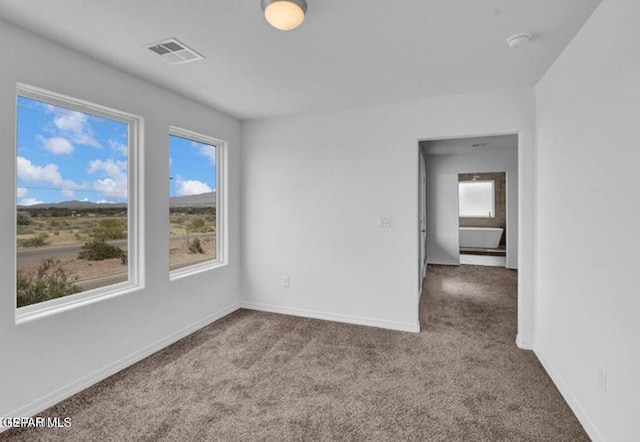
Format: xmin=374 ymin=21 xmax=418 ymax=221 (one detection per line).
xmin=426 ymin=145 xmax=518 ymax=268
xmin=535 ymin=0 xmax=640 ymax=440
xmin=242 ymin=88 xmax=536 ymax=344
xmin=0 ymin=21 xmax=241 ymax=419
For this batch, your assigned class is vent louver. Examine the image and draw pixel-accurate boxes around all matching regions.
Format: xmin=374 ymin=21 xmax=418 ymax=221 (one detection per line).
xmin=145 ymin=38 xmax=204 ymax=64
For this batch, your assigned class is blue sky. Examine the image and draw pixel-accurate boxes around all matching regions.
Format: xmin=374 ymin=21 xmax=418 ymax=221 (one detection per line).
xmin=169 ymin=135 xmax=216 ymax=198
xmin=16 ymin=96 xmax=215 ymax=205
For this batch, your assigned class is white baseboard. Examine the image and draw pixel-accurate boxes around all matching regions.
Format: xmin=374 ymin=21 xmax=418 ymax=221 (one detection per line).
xmin=242 ymin=301 xmax=420 ymax=333
xmin=534 ymin=347 xmax=604 ymax=442
xmin=515 ymin=334 xmax=534 ymax=350
xmin=426 ymin=260 xmax=460 ymax=266
xmin=1 ymin=302 xmax=241 ymax=432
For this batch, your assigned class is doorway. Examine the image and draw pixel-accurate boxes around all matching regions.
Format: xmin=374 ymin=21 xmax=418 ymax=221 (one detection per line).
xmin=418 ymin=134 xmax=518 ymax=273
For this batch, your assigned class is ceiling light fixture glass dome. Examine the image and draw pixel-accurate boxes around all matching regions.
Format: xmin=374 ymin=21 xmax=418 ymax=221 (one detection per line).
xmin=261 ymin=0 xmax=308 ymax=31
xmin=506 ymin=33 xmax=532 ymax=48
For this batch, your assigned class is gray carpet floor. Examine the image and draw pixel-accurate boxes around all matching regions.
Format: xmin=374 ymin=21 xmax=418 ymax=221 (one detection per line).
xmin=1 ymin=264 xmax=588 ymax=441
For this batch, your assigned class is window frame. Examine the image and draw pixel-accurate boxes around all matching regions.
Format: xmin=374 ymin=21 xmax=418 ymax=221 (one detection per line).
xmin=458 ymin=180 xmax=495 ymax=219
xmin=168 ymin=126 xmax=227 ymax=280
xmin=15 ymin=83 xmax=144 ymax=324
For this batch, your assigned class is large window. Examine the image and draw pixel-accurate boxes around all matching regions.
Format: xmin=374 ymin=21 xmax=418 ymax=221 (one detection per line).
xmin=459 ymin=180 xmax=495 ymax=218
xmin=169 ymin=127 xmax=225 ymax=277
xmin=15 ymin=84 xmax=141 ymax=318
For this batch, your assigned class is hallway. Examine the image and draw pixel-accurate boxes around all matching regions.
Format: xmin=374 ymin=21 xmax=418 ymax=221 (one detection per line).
xmin=420 ymin=264 xmax=587 ymax=440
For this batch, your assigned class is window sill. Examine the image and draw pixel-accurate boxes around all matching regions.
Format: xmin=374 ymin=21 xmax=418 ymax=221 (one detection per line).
xmin=169 ymin=259 xmax=227 ymax=281
xmin=16 ymin=281 xmax=142 ymax=325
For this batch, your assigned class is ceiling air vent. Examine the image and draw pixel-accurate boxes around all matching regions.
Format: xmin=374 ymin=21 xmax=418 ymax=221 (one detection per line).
xmin=145 ymin=38 xmax=204 ymax=64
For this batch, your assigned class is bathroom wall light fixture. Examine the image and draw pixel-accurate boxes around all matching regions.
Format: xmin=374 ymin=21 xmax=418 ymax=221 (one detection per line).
xmin=262 ymin=0 xmax=308 ymax=31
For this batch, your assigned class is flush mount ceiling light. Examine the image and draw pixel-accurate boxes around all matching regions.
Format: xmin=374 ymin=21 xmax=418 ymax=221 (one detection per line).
xmin=506 ymin=33 xmax=532 ymax=48
xmin=261 ymin=0 xmax=307 ymax=31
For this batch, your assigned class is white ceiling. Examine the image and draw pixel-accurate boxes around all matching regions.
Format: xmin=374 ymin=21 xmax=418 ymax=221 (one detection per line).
xmin=0 ymin=0 xmax=600 ymax=120
xmin=423 ymin=134 xmax=517 ymax=156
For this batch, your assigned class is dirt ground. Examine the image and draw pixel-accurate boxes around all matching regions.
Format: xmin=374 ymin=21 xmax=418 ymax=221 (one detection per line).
xmin=18 ymin=235 xmax=216 ymax=284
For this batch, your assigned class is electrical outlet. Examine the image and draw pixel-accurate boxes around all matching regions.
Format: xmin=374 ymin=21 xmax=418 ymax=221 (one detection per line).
xmin=282 ymin=275 xmax=290 ymax=288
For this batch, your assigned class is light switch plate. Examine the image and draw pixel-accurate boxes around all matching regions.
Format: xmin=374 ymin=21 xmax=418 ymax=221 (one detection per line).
xmin=377 ymin=216 xmax=391 ymax=227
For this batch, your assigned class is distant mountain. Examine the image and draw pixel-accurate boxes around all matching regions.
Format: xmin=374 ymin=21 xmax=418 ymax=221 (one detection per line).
xmin=17 ymin=191 xmax=216 ymax=210
xmin=169 ymin=191 xmax=216 ymax=208
xmin=18 ymin=200 xmax=127 ymax=210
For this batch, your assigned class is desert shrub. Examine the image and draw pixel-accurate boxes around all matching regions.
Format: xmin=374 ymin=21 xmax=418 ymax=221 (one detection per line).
xmin=78 ymin=240 xmax=125 ymax=261
xmin=18 ymin=233 xmax=50 ymax=248
xmin=188 ymin=217 xmax=205 ymax=232
xmin=17 ymin=257 xmax=81 ymax=308
xmin=17 ymin=226 xmax=30 ymax=235
xmin=89 ymin=219 xmax=127 ymax=241
xmin=204 ymin=211 xmax=216 ymax=222
xmin=172 ymin=215 xmax=186 ymax=225
xmin=188 ymin=217 xmax=213 ymax=233
xmin=188 ymin=237 xmax=204 ymax=254
xmin=17 ymin=214 xmax=32 ymax=225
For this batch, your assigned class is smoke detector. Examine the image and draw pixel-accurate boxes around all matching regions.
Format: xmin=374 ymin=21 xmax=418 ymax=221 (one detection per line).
xmin=145 ymin=38 xmax=204 ymax=64
xmin=506 ymin=33 xmax=531 ymax=48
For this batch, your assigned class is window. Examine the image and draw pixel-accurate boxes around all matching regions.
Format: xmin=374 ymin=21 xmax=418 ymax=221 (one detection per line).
xmin=16 ymin=84 xmax=141 ymax=319
xmin=169 ymin=127 xmax=225 ymax=277
xmin=459 ymin=180 xmax=495 ymax=218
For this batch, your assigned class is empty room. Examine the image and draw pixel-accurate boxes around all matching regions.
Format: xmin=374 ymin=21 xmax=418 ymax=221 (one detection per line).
xmin=0 ymin=0 xmax=638 ymax=440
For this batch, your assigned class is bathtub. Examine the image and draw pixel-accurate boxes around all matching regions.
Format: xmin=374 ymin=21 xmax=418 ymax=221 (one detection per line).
xmin=459 ymin=227 xmax=504 ymax=248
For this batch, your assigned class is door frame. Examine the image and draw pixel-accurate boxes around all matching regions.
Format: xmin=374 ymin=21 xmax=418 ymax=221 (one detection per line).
xmin=418 ymin=147 xmax=428 ymax=282
xmin=414 ymin=128 xmax=524 ymax=342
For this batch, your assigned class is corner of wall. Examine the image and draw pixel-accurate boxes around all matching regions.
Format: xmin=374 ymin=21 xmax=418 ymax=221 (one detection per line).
xmin=515 ymin=334 xmax=533 ymax=350
xmin=534 ymin=347 xmax=605 ymax=442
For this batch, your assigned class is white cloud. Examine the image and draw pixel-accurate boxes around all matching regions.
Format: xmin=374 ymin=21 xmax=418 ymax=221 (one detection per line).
xmin=62 ymin=189 xmax=76 ymax=198
xmin=17 ymin=156 xmax=83 ymax=192
xmin=19 ymin=197 xmax=43 ymax=206
xmin=195 ymin=142 xmax=215 ymax=165
xmin=88 ymin=158 xmax=126 ymax=177
xmin=174 ymin=178 xmax=212 ymax=196
xmin=37 ymin=135 xmax=74 ymax=155
xmin=109 ymin=140 xmax=128 ymax=157
xmin=88 ymin=158 xmax=128 ymax=198
xmin=93 ymin=178 xmax=122 ymax=195
xmin=17 ymin=187 xmax=28 ymax=198
xmin=43 ymin=104 xmax=101 ymax=148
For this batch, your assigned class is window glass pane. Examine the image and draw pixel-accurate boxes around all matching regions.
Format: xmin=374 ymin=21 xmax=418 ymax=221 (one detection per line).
xmin=169 ymin=134 xmax=217 ymax=271
xmin=16 ymin=96 xmax=130 ymax=308
xmin=459 ymin=181 xmax=494 ymax=218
